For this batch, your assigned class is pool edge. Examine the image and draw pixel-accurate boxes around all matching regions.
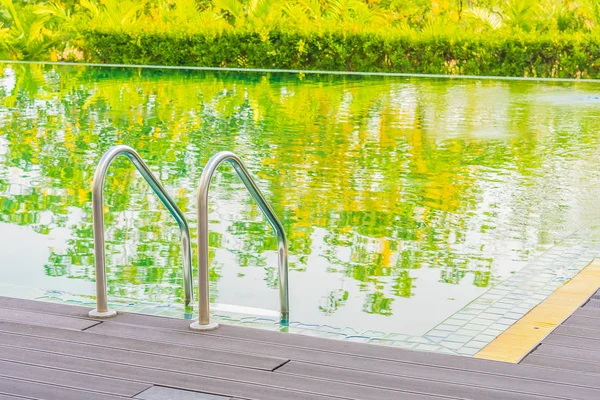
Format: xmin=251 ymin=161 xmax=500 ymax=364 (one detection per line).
xmin=473 ymin=259 xmax=600 ymax=363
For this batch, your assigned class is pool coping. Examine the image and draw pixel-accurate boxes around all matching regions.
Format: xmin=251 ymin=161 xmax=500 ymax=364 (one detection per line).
xmin=4 ymin=60 xmax=600 ymax=83
xmin=474 ymin=259 xmax=600 ymax=362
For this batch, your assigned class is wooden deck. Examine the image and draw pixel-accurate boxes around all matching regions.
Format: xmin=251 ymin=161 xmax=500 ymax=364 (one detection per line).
xmin=521 ymin=288 xmax=600 ymax=374
xmin=1 ymin=296 xmax=600 ymax=400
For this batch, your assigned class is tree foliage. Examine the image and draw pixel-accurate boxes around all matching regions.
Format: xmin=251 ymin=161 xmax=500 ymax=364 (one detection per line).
xmin=2 ymin=1 xmax=600 ymax=73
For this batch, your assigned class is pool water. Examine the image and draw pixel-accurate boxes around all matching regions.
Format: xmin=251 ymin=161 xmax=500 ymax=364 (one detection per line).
xmin=1 ymin=62 xmax=600 ymax=337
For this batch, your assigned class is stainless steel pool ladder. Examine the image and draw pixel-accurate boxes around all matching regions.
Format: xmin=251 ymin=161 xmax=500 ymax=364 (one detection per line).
xmin=88 ymin=145 xmax=194 ymax=318
xmin=88 ymin=146 xmax=290 ymax=331
xmin=190 ymin=151 xmax=289 ymax=331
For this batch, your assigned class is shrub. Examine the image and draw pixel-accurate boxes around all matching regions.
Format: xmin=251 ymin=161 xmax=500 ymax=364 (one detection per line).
xmin=80 ymin=28 xmax=600 ymax=78
xmin=4 ymin=0 xmax=600 ymax=78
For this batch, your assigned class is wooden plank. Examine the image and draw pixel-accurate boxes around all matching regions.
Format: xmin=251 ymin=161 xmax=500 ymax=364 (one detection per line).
xmin=543 ymin=333 xmax=600 ymax=351
xmin=0 ymin=320 xmax=287 ymax=371
xmin=553 ymin=325 xmax=600 ymax=340
xmin=0 ymin=345 xmax=432 ymax=400
xmin=522 ymin=354 xmax=600 ymax=375
xmin=0 ymin=359 xmax=151 ymax=397
xmin=564 ymin=315 xmax=600 ymax=330
xmin=0 ymin=298 xmax=304 ymax=353
xmin=277 ymin=360 xmax=597 ymax=400
xmin=0 ymin=394 xmax=34 ymax=400
xmin=0 ymin=375 xmax=127 ymax=400
xmin=0 ymin=308 xmax=99 ymax=331
xmin=584 ymin=299 xmax=600 ymax=309
xmin=108 ymin=311 xmax=588 ymax=371
xmin=88 ymin=320 xmax=600 ymax=391
xmin=6 ymin=297 xmax=600 ymax=396
xmin=0 ymin=297 xmax=91 ymax=320
xmin=11 ymin=319 xmax=591 ymax=400
xmin=6 ymin=296 xmax=595 ymax=389
xmin=533 ymin=343 xmax=600 ymax=364
xmin=134 ymin=386 xmax=232 ymax=400
xmin=5 ymin=330 xmax=583 ymax=400
xmin=0 ymin=331 xmax=308 ymax=393
xmin=1 ymin=297 xmax=404 ymax=362
xmin=0 ymin=297 xmax=579 ymax=380
xmin=571 ymin=307 xmax=600 ymax=320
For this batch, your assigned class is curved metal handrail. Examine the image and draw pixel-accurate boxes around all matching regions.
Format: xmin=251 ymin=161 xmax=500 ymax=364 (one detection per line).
xmin=88 ymin=145 xmax=193 ymax=318
xmin=190 ymin=151 xmax=289 ymax=331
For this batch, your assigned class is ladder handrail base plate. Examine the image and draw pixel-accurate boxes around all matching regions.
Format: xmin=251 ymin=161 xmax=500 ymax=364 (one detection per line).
xmin=88 ymin=309 xmax=118 ymax=318
xmin=189 ymin=321 xmax=219 ymax=331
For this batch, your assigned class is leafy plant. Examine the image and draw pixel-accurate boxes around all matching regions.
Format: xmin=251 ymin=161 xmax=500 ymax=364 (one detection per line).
xmin=502 ymin=0 xmax=536 ymax=32
xmin=2 ymin=0 xmax=600 ymax=78
xmin=0 ymin=0 xmax=59 ymax=59
xmin=464 ymin=6 xmax=503 ymax=32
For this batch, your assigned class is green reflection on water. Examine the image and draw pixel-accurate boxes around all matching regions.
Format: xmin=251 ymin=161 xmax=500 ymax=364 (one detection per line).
xmin=1 ymin=62 xmax=600 ymax=335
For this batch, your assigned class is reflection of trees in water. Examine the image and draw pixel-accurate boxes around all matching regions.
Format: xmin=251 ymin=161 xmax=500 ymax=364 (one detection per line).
xmin=0 ymin=63 xmax=597 ymax=316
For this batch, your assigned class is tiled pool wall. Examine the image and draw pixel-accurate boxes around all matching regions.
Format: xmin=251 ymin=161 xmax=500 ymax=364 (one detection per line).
xmin=425 ymin=220 xmax=600 ymax=355
xmin=4 ymin=220 xmax=600 ymax=357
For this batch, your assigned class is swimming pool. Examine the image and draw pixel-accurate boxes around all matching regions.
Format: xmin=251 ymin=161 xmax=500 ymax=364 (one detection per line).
xmin=2 ymin=62 xmax=600 ymax=347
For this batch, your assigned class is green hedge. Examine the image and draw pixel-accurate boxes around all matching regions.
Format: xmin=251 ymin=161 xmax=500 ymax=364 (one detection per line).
xmin=81 ymin=29 xmax=600 ymax=78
